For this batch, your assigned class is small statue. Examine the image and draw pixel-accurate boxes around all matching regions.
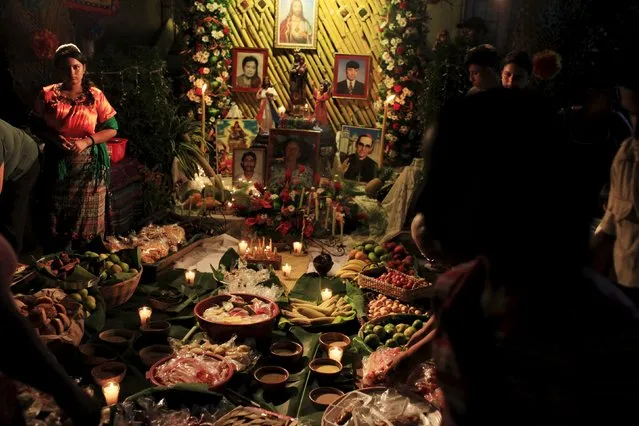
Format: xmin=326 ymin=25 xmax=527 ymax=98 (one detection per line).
xmin=313 ymin=80 xmax=332 ymax=126
xmin=289 ymin=53 xmax=308 ymax=106
xmin=256 ymin=76 xmax=279 ymax=134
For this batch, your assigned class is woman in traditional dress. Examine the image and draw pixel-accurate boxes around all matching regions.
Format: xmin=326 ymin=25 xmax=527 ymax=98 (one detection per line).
xmin=313 ymin=80 xmax=332 ymax=126
xmin=31 ymin=44 xmax=117 ymax=251
xmin=256 ymin=76 xmax=278 ymax=134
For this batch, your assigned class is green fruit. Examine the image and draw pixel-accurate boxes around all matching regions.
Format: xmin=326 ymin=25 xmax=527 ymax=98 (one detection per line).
xmin=374 ymin=246 xmax=386 ymax=256
xmin=85 ymin=296 xmax=97 ymax=311
xmin=109 ymin=264 xmax=123 ymax=274
xmin=364 ymin=334 xmax=381 ymax=349
xmin=393 ymin=333 xmax=408 ymax=345
xmin=395 ymin=323 xmax=408 ymax=334
xmin=373 ymin=325 xmax=386 ymax=340
xmin=104 ymin=261 xmax=114 ymax=269
xmin=404 ymin=326 xmax=417 ymax=338
xmin=384 ymin=324 xmax=396 ymax=335
xmin=386 ymin=339 xmax=398 ymax=348
xmin=119 ymin=262 xmax=129 ymax=273
xmin=368 ymin=252 xmax=379 ymax=262
xmin=412 ymin=319 xmax=424 ymax=330
xmin=364 ymin=244 xmax=375 ymax=253
xmin=85 ymin=251 xmax=99 ymax=258
xmin=69 ymin=293 xmax=82 ymax=302
xmin=380 ymin=254 xmax=391 ymax=262
xmin=130 ymin=268 xmax=139 ymax=275
xmin=364 ymin=324 xmax=375 ymax=335
xmin=99 ymin=253 xmax=109 ymax=261
xmin=78 ymin=289 xmax=89 ymax=298
xmin=99 ymin=272 xmax=108 ymax=281
xmin=354 ymin=246 xmax=364 ymax=252
xmin=109 ymin=254 xmax=120 ymax=263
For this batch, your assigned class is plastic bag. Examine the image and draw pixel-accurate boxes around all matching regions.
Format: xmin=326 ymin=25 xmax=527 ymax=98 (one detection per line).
xmin=362 ymin=347 xmax=403 ymax=386
xmin=218 ymin=263 xmax=285 ymax=301
xmin=407 ymin=363 xmax=443 ymax=410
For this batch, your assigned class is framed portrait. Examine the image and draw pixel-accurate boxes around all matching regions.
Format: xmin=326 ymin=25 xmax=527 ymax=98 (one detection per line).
xmin=333 ymin=54 xmax=371 ymax=100
xmin=231 ymin=48 xmax=268 ymax=93
xmin=339 ymin=125 xmax=382 ymax=183
xmin=267 ymin=129 xmax=321 ymax=186
xmin=215 ymin=119 xmax=259 ymax=176
xmin=232 ymin=148 xmax=266 ymax=187
xmin=274 ymin=0 xmax=318 ymax=50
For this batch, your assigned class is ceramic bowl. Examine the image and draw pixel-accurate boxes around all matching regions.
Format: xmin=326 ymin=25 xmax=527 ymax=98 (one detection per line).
xmin=319 ymin=332 xmax=351 ymax=351
xmin=138 ymin=345 xmax=174 ymax=368
xmin=79 ymin=343 xmax=118 ymax=366
xmin=309 ymin=387 xmax=344 ymax=410
xmin=309 ymin=358 xmax=343 ymax=380
xmin=254 ymin=366 xmax=289 ymax=389
xmin=91 ymin=361 xmax=127 ymax=386
xmin=98 ymin=329 xmax=136 ymax=350
xmin=139 ymin=320 xmax=171 ymax=340
xmin=269 ymin=340 xmax=303 ymax=364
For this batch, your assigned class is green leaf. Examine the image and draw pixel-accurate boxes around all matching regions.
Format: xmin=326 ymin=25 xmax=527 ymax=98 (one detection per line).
xmin=83 ymin=287 xmax=107 ymax=334
xmin=351 ymin=336 xmax=373 ymax=357
xmin=219 ymin=248 xmax=240 ymax=271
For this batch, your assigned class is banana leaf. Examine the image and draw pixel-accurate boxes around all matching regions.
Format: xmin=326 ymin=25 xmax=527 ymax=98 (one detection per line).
xmin=219 ymin=248 xmax=240 ymax=271
xmin=125 ymin=383 xmax=229 ymax=408
xmin=83 ymin=287 xmax=107 ymax=334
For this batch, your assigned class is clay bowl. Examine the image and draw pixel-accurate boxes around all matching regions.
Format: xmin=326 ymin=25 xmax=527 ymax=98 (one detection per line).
xmin=139 ymin=345 xmax=174 ymax=368
xmin=194 ymin=293 xmax=280 ymax=341
xmin=319 ymin=332 xmax=351 ymax=351
xmin=147 ymin=354 xmax=235 ymax=392
xmin=270 ymin=340 xmax=303 ymax=364
xmin=309 ymin=358 xmax=343 ymax=380
xmin=139 ymin=320 xmax=171 ymax=340
xmin=79 ymin=343 xmax=118 ymax=366
xmin=309 ymin=387 xmax=344 ymax=410
xmin=99 ymin=329 xmax=136 ymax=350
xmin=254 ymin=366 xmax=289 ymax=389
xmin=91 ymin=361 xmax=127 ymax=386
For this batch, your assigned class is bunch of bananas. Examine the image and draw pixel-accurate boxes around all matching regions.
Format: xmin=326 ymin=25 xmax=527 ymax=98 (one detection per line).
xmin=335 ymin=259 xmax=369 ymax=280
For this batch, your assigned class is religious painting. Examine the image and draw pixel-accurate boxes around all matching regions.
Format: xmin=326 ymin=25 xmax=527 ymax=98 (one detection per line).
xmin=338 ymin=125 xmax=382 ymax=182
xmin=233 ymin=148 xmax=266 ymax=187
xmin=333 ymin=54 xmax=371 ymax=100
xmin=274 ymin=0 xmax=318 ymax=50
xmin=215 ymin=119 xmax=259 ymax=176
xmin=266 ymin=129 xmax=321 ymax=186
xmin=231 ymin=48 xmax=268 ymax=93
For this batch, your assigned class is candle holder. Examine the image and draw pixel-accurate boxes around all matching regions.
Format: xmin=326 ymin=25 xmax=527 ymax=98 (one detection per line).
xmin=138 ymin=306 xmax=152 ymax=326
xmin=282 ymin=263 xmax=292 ymax=278
xmin=184 ymin=269 xmax=196 ymax=286
xmin=328 ymin=343 xmax=344 ymax=363
xmin=102 ymin=381 xmax=120 ymax=406
xmin=292 ymin=241 xmax=304 ymax=256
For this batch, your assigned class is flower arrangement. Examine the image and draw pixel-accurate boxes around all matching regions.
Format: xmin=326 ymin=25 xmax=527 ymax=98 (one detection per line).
xmin=376 ymin=0 xmax=430 ymax=164
xmin=182 ymin=0 xmax=233 ymax=126
xmin=32 ymin=28 xmax=59 ymax=60
xmin=532 ymin=49 xmax=562 ymax=81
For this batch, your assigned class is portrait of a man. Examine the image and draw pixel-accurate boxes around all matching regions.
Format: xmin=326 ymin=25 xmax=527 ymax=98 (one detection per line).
xmin=233 ymin=148 xmax=266 ymax=186
xmin=216 ymin=119 xmax=259 ymax=176
xmin=232 ymin=48 xmax=268 ymax=93
xmin=340 ymin=125 xmax=382 ymax=182
xmin=275 ymin=0 xmax=318 ymax=49
xmin=333 ymin=54 xmax=370 ymax=99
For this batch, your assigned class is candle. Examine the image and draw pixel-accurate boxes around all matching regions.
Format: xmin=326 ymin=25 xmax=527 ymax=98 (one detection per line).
xmin=185 ymin=270 xmax=196 ymax=286
xmin=331 ymin=207 xmax=336 ymax=236
xmin=315 ymin=192 xmax=319 ymax=220
xmin=200 ymin=83 xmax=207 ymax=154
xmin=278 ymin=105 xmax=286 ymax=117
xmin=238 ymin=240 xmax=248 ymax=255
xmin=340 ymin=219 xmax=344 ymax=242
xmin=102 ymin=381 xmax=120 ymax=406
xmin=282 ymin=263 xmax=292 ymax=277
xmin=298 ymin=188 xmax=305 ymax=209
xmin=325 ymin=198 xmax=332 ymax=228
xmin=328 ymin=344 xmax=344 ymax=362
xmin=293 ymin=241 xmax=303 ymax=255
xmin=138 ymin=306 xmax=152 ymax=326
xmin=321 ymin=288 xmax=333 ymax=301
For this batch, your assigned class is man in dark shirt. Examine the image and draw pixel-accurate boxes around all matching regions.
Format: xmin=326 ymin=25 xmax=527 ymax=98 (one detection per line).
xmin=336 ymin=61 xmax=365 ymax=96
xmin=342 ymin=134 xmax=378 ymax=181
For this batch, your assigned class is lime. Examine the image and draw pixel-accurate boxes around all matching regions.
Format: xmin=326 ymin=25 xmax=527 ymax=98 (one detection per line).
xmin=104 ymin=261 xmax=114 ymax=269
xmin=373 ymin=325 xmax=386 ymax=340
xmin=395 ymin=323 xmax=408 ymax=334
xmin=380 ymin=254 xmax=391 ymax=262
xmin=364 ymin=244 xmax=375 ymax=253
xmin=69 ymin=293 xmax=82 ymax=302
xmin=384 ymin=323 xmax=396 ymax=335
xmin=364 ymin=324 xmax=375 ymax=335
xmin=85 ymin=296 xmax=97 ymax=311
xmin=78 ymin=289 xmax=89 ymax=298
xmin=386 ymin=339 xmax=398 ymax=348
xmin=374 ymin=246 xmax=386 ymax=256
xmin=109 ymin=254 xmax=120 ymax=263
xmin=404 ymin=326 xmax=417 ymax=338
xmin=412 ymin=319 xmax=424 ymax=330
xmin=364 ymin=334 xmax=381 ymax=349
xmin=130 ymin=268 xmax=139 ymax=275
xmin=393 ymin=333 xmax=408 ymax=346
xmin=109 ymin=264 xmax=123 ymax=274
xmin=368 ymin=252 xmax=379 ymax=262
xmin=119 ymin=262 xmax=130 ymax=273
xmin=98 ymin=253 xmax=109 ymax=261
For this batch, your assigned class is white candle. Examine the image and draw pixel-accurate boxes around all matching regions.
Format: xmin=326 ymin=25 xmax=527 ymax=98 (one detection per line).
xmin=321 ymin=288 xmax=333 ymax=301
xmin=282 ymin=263 xmax=292 ymax=277
xmin=102 ymin=381 xmax=120 ymax=406
xmin=293 ymin=241 xmax=303 ymax=255
xmin=184 ymin=269 xmax=196 ymax=286
xmin=238 ymin=240 xmax=248 ymax=255
xmin=138 ymin=306 xmax=152 ymax=326
xmin=328 ymin=344 xmax=343 ymax=362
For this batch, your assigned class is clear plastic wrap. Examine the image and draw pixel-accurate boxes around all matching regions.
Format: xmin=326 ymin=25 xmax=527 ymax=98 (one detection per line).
xmin=362 ymin=347 xmax=403 ymax=387
xmin=169 ymin=335 xmax=259 ymax=372
xmin=113 ymin=396 xmax=233 ymax=426
xmin=218 ymin=263 xmax=285 ymax=301
xmin=407 ymin=363 xmax=443 ymax=410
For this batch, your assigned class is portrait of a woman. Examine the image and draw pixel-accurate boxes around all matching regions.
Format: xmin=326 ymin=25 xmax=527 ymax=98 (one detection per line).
xmin=31 ymin=44 xmax=118 ymax=251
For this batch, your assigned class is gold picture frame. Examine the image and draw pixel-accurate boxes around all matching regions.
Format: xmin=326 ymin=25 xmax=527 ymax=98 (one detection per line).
xmin=274 ymin=0 xmax=319 ymax=50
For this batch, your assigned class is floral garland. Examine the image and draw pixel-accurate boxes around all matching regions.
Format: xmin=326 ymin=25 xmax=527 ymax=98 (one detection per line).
xmin=375 ymin=0 xmax=430 ymax=164
xmin=182 ymin=0 xmax=233 ymax=126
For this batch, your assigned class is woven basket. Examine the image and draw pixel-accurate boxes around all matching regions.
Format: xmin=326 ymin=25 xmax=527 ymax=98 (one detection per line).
xmin=358 ymin=268 xmax=433 ymax=302
xmin=98 ymin=268 xmax=142 ymax=308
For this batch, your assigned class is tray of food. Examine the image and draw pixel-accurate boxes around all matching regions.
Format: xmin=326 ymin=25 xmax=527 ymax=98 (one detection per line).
xmin=214 ymin=406 xmax=299 ymax=426
xmin=358 ymin=313 xmax=431 ymax=351
xmin=358 ymin=267 xmax=433 ymax=303
xmin=147 ymin=353 xmax=235 ymax=391
xmin=279 ymin=295 xmax=357 ymax=329
xmin=365 ymin=292 xmax=428 ymax=320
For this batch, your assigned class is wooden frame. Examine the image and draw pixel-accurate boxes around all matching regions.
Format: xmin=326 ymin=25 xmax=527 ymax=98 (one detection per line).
xmin=232 ymin=148 xmax=267 ymax=187
xmin=266 ymin=129 xmax=321 ymax=185
xmin=333 ymin=54 xmax=371 ymax=100
xmin=339 ymin=125 xmax=382 ymax=183
xmin=215 ymin=119 xmax=259 ymax=176
xmin=274 ymin=0 xmax=319 ymax=50
xmin=231 ymin=48 xmax=268 ymax=93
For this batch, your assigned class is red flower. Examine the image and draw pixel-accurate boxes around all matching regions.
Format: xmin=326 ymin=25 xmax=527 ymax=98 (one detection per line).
xmin=392 ymin=123 xmax=400 ymax=130
xmin=304 ymin=223 xmax=314 ymax=238
xmin=223 ymin=27 xmax=230 ymax=35
xmin=275 ymin=221 xmax=293 ymax=236
xmin=255 ymin=182 xmax=265 ymax=194
xmin=280 ymin=190 xmax=291 ymax=203
xmin=285 ymin=169 xmax=292 ymax=181
xmin=245 ymin=217 xmax=257 ymax=227
xmin=298 ymin=165 xmax=306 ymax=173
xmin=393 ymin=103 xmax=401 ymax=111
xmin=199 ymin=67 xmax=206 ymax=74
xmin=334 ymin=181 xmax=342 ymax=191
xmin=397 ymin=46 xmax=405 ymax=55
xmin=399 ymin=1 xmax=407 ymax=8
xmin=393 ymin=84 xmax=403 ymax=94
xmin=225 ymin=59 xmax=232 ymax=67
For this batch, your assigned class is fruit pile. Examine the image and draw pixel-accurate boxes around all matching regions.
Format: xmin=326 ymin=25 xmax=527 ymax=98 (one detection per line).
xmin=83 ymin=251 xmax=139 ymax=283
xmin=36 ymin=252 xmax=80 ymax=280
xmin=349 ymin=240 xmax=388 ymax=264
xmin=366 ymin=294 xmax=425 ymax=319
xmin=281 ymin=296 xmax=356 ymax=326
xmin=335 ymin=259 xmax=369 ymax=280
xmin=67 ymin=289 xmax=97 ymax=317
xmin=380 ymin=241 xmax=415 ymax=275
xmin=361 ymin=318 xmax=425 ymax=350
xmin=378 ymin=269 xmax=428 ymax=290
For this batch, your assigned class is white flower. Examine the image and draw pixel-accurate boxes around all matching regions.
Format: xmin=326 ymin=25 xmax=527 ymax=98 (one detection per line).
xmin=187 ymin=89 xmax=198 ymax=102
xmin=287 ymin=205 xmax=296 ymax=213
xmin=382 ymin=51 xmax=391 ymax=61
xmin=270 ymin=194 xmax=279 ymax=200
xmin=221 ymin=71 xmax=229 ymax=79
xmin=189 ymin=75 xmax=196 ymax=83
xmin=386 ymin=63 xmax=395 ymax=71
xmin=389 ymin=23 xmax=396 ymax=30
xmin=216 ymin=76 xmax=225 ymax=83
xmin=212 ymin=31 xmax=224 ymax=39
xmin=381 ymin=38 xmax=389 ymax=46
xmin=195 ymin=2 xmax=205 ymax=12
xmin=206 ymin=3 xmax=216 ymax=11
xmin=195 ymin=78 xmax=205 ymax=88
xmin=406 ymin=12 xmax=413 ymax=18
xmin=205 ymin=95 xmax=212 ymax=106
xmin=202 ymin=35 xmax=209 ymax=42
xmin=391 ymin=46 xmax=396 ymax=55
xmin=377 ymin=66 xmax=383 ymax=73
xmin=397 ymin=17 xmax=407 ymax=27
xmin=202 ymin=67 xmax=210 ymax=74
xmin=196 ymin=26 xmax=205 ymax=35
